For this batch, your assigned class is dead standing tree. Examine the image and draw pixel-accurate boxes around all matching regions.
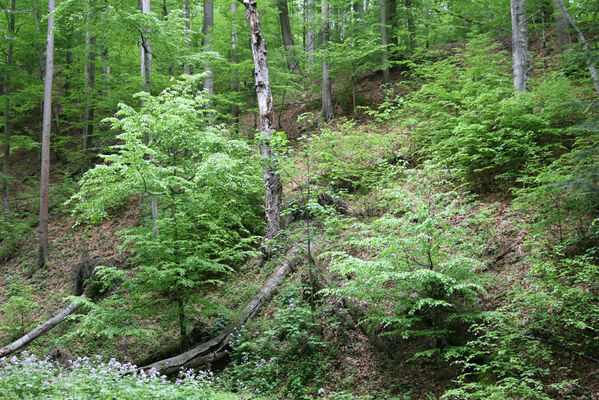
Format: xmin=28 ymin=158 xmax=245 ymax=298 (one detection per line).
xmin=238 ymin=0 xmax=282 ymax=252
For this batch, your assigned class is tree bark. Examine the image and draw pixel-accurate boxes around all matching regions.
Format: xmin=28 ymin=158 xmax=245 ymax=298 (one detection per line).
xmin=388 ymin=0 xmax=397 ymax=47
xmin=82 ymin=1 xmax=96 ymax=171
xmin=321 ymin=0 xmax=333 ymax=121
xmin=202 ymin=0 xmax=214 ymax=96
xmin=38 ymin=0 xmax=55 ymax=269
xmin=3 ymin=0 xmax=15 ymax=215
xmin=553 ymin=0 xmax=571 ymax=52
xmin=230 ymin=1 xmax=240 ymax=122
xmin=277 ymin=0 xmax=301 ymax=75
xmin=380 ymin=0 xmax=390 ymax=84
xmin=306 ymin=0 xmax=315 ymax=66
xmin=142 ymin=246 xmax=302 ymax=374
xmin=183 ymin=1 xmax=193 ymax=74
xmin=0 ymin=301 xmax=81 ymax=358
xmin=510 ymin=0 xmax=530 ymax=92
xmin=237 ymin=0 xmax=282 ymax=245
xmin=554 ymin=0 xmax=599 ymax=97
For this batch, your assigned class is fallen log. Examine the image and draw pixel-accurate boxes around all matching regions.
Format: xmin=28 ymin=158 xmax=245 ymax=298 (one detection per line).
xmin=142 ymin=245 xmax=302 ymax=375
xmin=0 ymin=300 xmax=81 ymax=358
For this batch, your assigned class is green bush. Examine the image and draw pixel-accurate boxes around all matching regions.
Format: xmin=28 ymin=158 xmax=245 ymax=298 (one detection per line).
xmin=325 ymin=164 xmax=487 ymax=354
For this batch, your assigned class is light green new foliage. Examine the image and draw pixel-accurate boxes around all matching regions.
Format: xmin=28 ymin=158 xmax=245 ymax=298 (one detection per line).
xmin=67 ymin=76 xmax=264 ymax=346
xmin=325 ymin=163 xmax=487 ymax=350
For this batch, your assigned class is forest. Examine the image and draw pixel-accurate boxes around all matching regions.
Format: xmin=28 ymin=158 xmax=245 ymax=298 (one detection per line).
xmin=0 ymin=0 xmax=598 ymax=398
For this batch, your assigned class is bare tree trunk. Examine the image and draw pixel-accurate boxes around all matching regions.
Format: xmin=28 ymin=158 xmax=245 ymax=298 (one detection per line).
xmin=511 ymin=0 xmax=530 ymax=92
xmin=277 ymin=0 xmax=301 ymax=74
xmin=553 ymin=0 xmax=571 ymax=52
xmin=38 ymin=0 xmax=55 ymax=269
xmin=140 ymin=0 xmax=158 ymax=235
xmin=380 ymin=0 xmax=390 ymax=84
xmin=83 ymin=1 xmax=96 ymax=171
xmin=321 ymin=0 xmax=333 ymax=121
xmin=3 ymin=0 xmax=15 ymax=215
xmin=238 ymin=0 xmax=282 ymax=247
xmin=306 ymin=0 xmax=315 ymax=67
xmin=183 ymin=1 xmax=193 ymax=74
xmin=0 ymin=301 xmax=81 ymax=358
xmin=202 ymin=0 xmax=214 ymax=96
xmin=354 ymin=0 xmax=364 ymax=20
xmin=230 ymin=1 xmax=240 ymax=122
xmin=554 ymin=0 xmax=599 ymax=97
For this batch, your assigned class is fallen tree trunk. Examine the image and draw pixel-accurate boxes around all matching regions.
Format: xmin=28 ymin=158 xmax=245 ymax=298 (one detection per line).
xmin=142 ymin=245 xmax=302 ymax=375
xmin=0 ymin=300 xmax=81 ymax=358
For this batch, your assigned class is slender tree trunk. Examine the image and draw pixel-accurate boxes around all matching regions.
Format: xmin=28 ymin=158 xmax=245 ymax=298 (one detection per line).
xmin=380 ymin=0 xmax=390 ymax=84
xmin=277 ymin=0 xmax=301 ymax=74
xmin=306 ymin=0 xmax=315 ymax=66
xmin=202 ymin=0 xmax=214 ymax=96
xmin=38 ymin=0 xmax=55 ymax=269
xmin=321 ymin=0 xmax=333 ymax=121
xmin=554 ymin=0 xmax=599 ymax=97
xmin=3 ymin=0 xmax=16 ymax=215
xmin=425 ymin=6 xmax=430 ymax=48
xmin=404 ymin=0 xmax=416 ymax=52
xmin=83 ymin=2 xmax=96 ymax=171
xmin=237 ymin=0 xmax=282 ymax=247
xmin=230 ymin=1 xmax=240 ymax=122
xmin=553 ymin=0 xmax=571 ymax=52
xmin=140 ymin=0 xmax=158 ymax=234
xmin=183 ymin=1 xmax=193 ymax=74
xmin=511 ymin=0 xmax=530 ymax=92
xmin=354 ymin=0 xmax=364 ymax=20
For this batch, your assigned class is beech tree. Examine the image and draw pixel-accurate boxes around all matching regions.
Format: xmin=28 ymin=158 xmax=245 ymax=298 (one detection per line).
xmin=321 ymin=0 xmax=333 ymax=121
xmin=2 ymin=0 xmax=15 ymax=215
xmin=277 ymin=0 xmax=300 ymax=75
xmin=510 ymin=0 xmax=530 ymax=92
xmin=38 ymin=0 xmax=55 ymax=268
xmin=203 ymin=0 xmax=215 ymax=96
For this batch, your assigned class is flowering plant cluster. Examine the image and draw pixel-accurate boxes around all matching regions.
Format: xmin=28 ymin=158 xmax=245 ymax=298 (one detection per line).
xmin=0 ymin=352 xmax=237 ymax=400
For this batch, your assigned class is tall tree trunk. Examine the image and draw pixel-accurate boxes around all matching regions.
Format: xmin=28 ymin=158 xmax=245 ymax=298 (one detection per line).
xmin=230 ymin=1 xmax=240 ymax=122
xmin=38 ymin=0 xmax=55 ymax=269
xmin=3 ymin=0 xmax=15 ymax=215
xmin=237 ymin=0 xmax=282 ymax=247
xmin=510 ymin=0 xmax=530 ymax=92
xmin=202 ymin=0 xmax=214 ymax=96
xmin=321 ymin=0 xmax=333 ymax=121
xmin=306 ymin=0 xmax=315 ymax=67
xmin=140 ymin=0 xmax=158 ymax=234
xmin=277 ymin=0 xmax=301 ymax=74
xmin=83 ymin=2 xmax=96 ymax=171
xmin=354 ymin=0 xmax=364 ymax=20
xmin=380 ymin=0 xmax=390 ymax=84
xmin=404 ymin=0 xmax=416 ymax=52
xmin=183 ymin=1 xmax=193 ymax=74
xmin=553 ymin=0 xmax=571 ymax=52
xmin=554 ymin=0 xmax=599 ymax=97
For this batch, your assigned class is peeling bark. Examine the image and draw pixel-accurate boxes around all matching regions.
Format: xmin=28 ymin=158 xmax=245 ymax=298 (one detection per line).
xmin=238 ymin=0 xmax=282 ymax=245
